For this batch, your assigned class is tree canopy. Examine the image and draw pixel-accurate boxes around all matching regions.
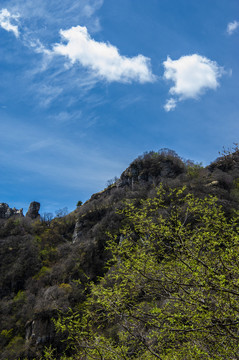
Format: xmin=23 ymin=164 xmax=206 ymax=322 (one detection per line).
xmin=53 ymin=186 xmax=239 ymax=359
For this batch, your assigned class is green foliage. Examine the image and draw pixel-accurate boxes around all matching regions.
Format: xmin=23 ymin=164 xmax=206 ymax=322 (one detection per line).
xmin=6 ymin=335 xmax=25 ymax=355
xmin=233 ymin=178 xmax=239 ymax=190
xmin=186 ymin=162 xmax=203 ymax=178
xmin=2 ymin=149 xmax=239 ymax=359
xmin=1 ymin=328 xmax=13 ymax=339
xmin=53 ymin=186 xmax=239 ymax=359
xmin=39 ymin=247 xmax=58 ymax=266
xmin=33 ymin=266 xmax=51 ymax=280
xmin=13 ymin=290 xmax=27 ymax=304
xmin=231 ymin=178 xmax=239 ymax=202
xmin=41 ymin=345 xmax=56 ymax=360
xmin=59 ymin=283 xmax=72 ymax=294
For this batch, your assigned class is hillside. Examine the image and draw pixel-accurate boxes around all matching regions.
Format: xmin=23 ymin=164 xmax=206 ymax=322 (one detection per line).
xmin=0 ymin=148 xmax=239 ymax=359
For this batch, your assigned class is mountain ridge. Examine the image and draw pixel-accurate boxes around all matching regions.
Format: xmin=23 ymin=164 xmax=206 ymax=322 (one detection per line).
xmin=1 ymin=148 xmax=239 ymax=359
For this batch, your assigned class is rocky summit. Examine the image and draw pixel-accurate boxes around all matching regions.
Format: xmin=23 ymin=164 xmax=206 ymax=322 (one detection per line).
xmin=26 ymin=201 xmax=41 ymax=220
xmin=0 ymin=201 xmax=40 ymax=220
xmin=0 ymin=203 xmax=23 ymax=219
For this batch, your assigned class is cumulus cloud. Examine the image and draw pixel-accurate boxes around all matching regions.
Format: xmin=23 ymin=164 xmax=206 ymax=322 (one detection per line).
xmin=53 ymin=25 xmax=155 ymax=83
xmin=164 ymin=98 xmax=177 ymax=112
xmin=0 ymin=8 xmax=20 ymax=37
xmin=163 ymin=54 xmax=223 ymax=110
xmin=227 ymin=20 xmax=239 ymax=35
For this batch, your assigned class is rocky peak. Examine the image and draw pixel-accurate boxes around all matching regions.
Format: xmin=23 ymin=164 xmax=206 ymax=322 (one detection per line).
xmin=118 ymin=150 xmax=185 ymax=187
xmin=0 ymin=203 xmax=23 ymax=219
xmin=26 ymin=201 xmax=40 ymax=219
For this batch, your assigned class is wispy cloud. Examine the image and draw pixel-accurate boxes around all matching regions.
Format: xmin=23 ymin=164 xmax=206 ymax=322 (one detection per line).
xmin=227 ymin=20 xmax=239 ymax=35
xmin=48 ymin=110 xmax=83 ymax=125
xmin=26 ymin=57 xmax=99 ymax=108
xmin=114 ymin=94 xmax=143 ymax=110
xmin=0 ymin=118 xmax=124 ymax=192
xmin=163 ymin=54 xmax=224 ymax=111
xmin=81 ymin=0 xmax=104 ymax=21
xmin=0 ymin=2 xmax=155 ymax=106
xmin=0 ymin=0 xmax=105 ymax=59
xmin=37 ymin=84 xmax=63 ymax=107
xmin=24 ymin=38 xmax=52 ymax=56
xmin=8 ymin=0 xmax=104 ymax=36
xmin=0 ymin=3 xmax=225 ymax=112
xmin=53 ymin=25 xmax=156 ymax=83
xmin=0 ymin=8 xmax=19 ymax=37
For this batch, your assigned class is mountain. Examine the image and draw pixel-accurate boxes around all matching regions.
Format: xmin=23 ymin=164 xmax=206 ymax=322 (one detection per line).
xmin=0 ymin=148 xmax=239 ymax=359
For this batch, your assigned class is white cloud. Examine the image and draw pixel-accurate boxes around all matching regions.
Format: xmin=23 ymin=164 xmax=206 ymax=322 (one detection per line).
xmin=37 ymin=84 xmax=63 ymax=107
xmin=82 ymin=0 xmax=104 ymax=18
xmin=10 ymin=0 xmax=104 ymax=35
xmin=227 ymin=20 xmax=239 ymax=35
xmin=163 ymin=54 xmax=223 ymax=110
xmin=0 ymin=8 xmax=19 ymax=37
xmin=26 ymin=38 xmax=52 ymax=56
xmin=164 ymin=98 xmax=177 ymax=112
xmin=53 ymin=25 xmax=155 ymax=83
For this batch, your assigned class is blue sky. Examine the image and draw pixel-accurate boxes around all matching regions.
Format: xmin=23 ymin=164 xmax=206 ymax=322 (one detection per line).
xmin=0 ymin=0 xmax=238 ymax=215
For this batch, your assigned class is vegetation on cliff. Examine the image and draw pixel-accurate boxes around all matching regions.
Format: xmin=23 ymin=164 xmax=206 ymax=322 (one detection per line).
xmin=1 ymin=147 xmax=239 ymax=359
xmin=55 ymin=187 xmax=239 ymax=359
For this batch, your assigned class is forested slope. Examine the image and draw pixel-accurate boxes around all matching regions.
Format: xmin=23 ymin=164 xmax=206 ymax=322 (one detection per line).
xmin=1 ymin=148 xmax=239 ymax=359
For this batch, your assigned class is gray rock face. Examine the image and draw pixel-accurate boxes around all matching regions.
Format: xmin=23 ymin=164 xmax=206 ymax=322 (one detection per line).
xmin=26 ymin=201 xmax=40 ymax=219
xmin=25 ymin=311 xmax=57 ymax=346
xmin=72 ymin=220 xmax=83 ymax=243
xmin=0 ymin=203 xmax=12 ymax=218
xmin=0 ymin=203 xmax=23 ymax=219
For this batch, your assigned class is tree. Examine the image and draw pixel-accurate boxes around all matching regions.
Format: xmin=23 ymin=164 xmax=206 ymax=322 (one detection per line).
xmin=53 ymin=186 xmax=239 ymax=359
xmin=55 ymin=207 xmax=68 ymax=218
xmin=76 ymin=201 xmax=83 ymax=208
xmin=41 ymin=212 xmax=54 ymax=223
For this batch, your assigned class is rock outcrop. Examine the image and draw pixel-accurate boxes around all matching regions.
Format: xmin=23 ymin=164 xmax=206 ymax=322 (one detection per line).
xmin=25 ymin=311 xmax=57 ymax=345
xmin=118 ymin=152 xmax=185 ymax=188
xmin=0 ymin=203 xmax=23 ymax=219
xmin=26 ymin=201 xmax=40 ymax=219
xmin=0 ymin=201 xmax=41 ymax=220
xmin=72 ymin=219 xmax=83 ymax=243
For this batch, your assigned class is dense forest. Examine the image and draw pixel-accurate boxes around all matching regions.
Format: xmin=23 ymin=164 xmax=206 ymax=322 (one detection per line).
xmin=1 ymin=147 xmax=239 ymax=359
